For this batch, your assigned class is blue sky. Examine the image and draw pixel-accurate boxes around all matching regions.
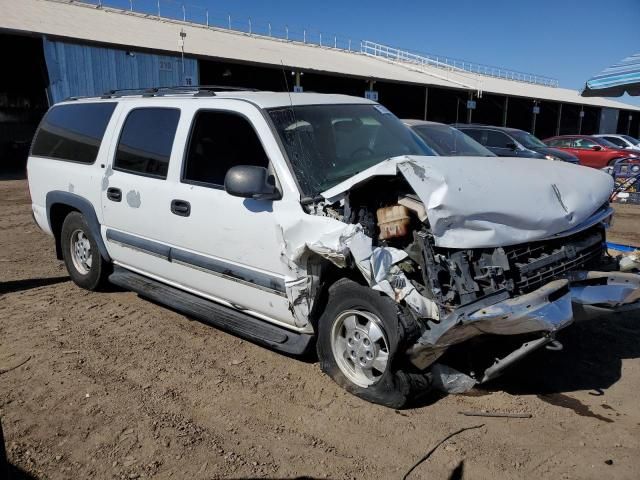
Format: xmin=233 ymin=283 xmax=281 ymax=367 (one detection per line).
xmin=104 ymin=0 xmax=640 ymax=105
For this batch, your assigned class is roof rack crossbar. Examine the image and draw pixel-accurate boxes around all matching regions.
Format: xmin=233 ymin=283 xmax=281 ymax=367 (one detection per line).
xmin=67 ymin=85 xmax=260 ymax=101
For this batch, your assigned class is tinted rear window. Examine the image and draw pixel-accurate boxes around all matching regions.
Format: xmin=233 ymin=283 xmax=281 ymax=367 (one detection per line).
xmin=113 ymin=108 xmax=180 ymax=179
xmin=31 ymin=103 xmax=116 ymax=164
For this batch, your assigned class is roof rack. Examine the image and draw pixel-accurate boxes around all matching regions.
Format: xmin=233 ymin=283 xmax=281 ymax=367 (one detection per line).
xmin=66 ymin=85 xmax=260 ymax=101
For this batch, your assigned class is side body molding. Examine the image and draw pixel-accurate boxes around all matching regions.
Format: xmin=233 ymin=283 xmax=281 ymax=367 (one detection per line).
xmin=46 ymin=191 xmax=111 ymax=262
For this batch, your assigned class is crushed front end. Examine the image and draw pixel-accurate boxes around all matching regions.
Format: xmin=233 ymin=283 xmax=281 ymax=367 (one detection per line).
xmin=407 ymin=219 xmax=640 ymax=387
xmin=304 ymin=156 xmax=640 ymax=391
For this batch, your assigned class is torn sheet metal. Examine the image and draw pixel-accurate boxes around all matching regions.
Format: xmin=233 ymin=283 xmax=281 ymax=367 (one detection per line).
xmin=567 ymin=271 xmax=640 ymax=309
xmin=409 ymin=270 xmax=640 ymax=371
xmin=408 ymin=280 xmax=575 ymax=369
xmin=279 ymin=216 xmax=362 ymax=269
xmin=369 ymin=247 xmax=440 ymax=319
xmin=278 ymin=214 xmax=439 ymax=322
xmin=322 ymin=155 xmax=614 ymax=249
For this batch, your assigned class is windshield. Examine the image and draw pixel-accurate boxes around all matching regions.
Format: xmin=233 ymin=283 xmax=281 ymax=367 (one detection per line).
xmin=268 ymin=104 xmax=434 ymax=196
xmin=621 ymin=135 xmax=640 ymax=146
xmin=510 ymin=130 xmax=547 ymax=149
xmin=412 ymin=124 xmax=494 ymax=157
xmin=592 ymin=137 xmax=619 ymax=148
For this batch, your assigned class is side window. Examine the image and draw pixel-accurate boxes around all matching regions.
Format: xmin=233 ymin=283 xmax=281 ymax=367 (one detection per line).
xmin=183 ymin=111 xmax=269 ymax=187
xmin=604 ymin=136 xmax=626 ymax=148
xmin=462 ymin=129 xmax=484 ymax=144
xmin=113 ymin=108 xmax=180 ymax=179
xmin=549 ymin=138 xmax=571 ymax=147
xmin=485 ymin=131 xmax=512 ymax=148
xmin=573 ymin=138 xmax=596 ymax=149
xmin=31 ymin=103 xmax=116 ymax=163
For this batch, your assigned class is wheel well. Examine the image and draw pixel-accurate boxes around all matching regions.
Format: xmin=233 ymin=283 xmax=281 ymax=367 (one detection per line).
xmin=49 ymin=203 xmax=79 ymax=259
xmin=307 ymin=259 xmax=369 ymax=330
xmin=608 ymin=157 xmax=622 ymax=166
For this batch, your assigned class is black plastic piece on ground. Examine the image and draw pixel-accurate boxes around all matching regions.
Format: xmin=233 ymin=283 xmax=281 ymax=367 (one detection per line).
xmin=108 ymin=267 xmax=313 ymax=355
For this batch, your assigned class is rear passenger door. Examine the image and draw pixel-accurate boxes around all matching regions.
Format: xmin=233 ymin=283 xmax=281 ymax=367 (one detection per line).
xmin=100 ymin=105 xmax=182 ymax=279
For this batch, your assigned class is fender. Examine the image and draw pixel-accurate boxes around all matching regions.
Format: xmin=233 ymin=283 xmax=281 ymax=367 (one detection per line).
xmin=46 ymin=191 xmax=111 ymax=262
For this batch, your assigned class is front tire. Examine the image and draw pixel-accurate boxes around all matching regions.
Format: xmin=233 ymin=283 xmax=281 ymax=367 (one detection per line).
xmin=317 ymin=278 xmax=426 ymax=408
xmin=61 ymin=211 xmax=111 ymax=290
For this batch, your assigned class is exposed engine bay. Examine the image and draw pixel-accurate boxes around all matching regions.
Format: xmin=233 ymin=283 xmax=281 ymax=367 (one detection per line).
xmin=310 ymin=174 xmax=606 ymax=316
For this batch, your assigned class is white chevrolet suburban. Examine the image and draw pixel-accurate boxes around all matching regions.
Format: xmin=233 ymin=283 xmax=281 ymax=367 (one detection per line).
xmin=28 ymin=87 xmax=640 ymax=407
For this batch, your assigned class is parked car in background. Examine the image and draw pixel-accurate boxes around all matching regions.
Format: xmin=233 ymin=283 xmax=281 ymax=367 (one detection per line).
xmin=455 ymin=124 xmax=579 ymax=163
xmin=593 ymin=134 xmax=640 ymax=152
xmin=403 ymin=120 xmax=495 ymax=157
xmin=543 ymin=135 xmax=638 ymax=168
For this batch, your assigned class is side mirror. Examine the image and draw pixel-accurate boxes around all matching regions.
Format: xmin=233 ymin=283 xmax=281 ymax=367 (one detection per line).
xmin=224 ymin=165 xmax=282 ymax=201
xmin=506 ymin=142 xmax=519 ymax=151
xmin=592 ymin=145 xmax=603 ymax=151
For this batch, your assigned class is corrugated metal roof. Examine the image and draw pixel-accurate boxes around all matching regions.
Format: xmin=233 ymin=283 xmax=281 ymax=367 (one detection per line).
xmin=2 ymin=0 xmax=639 ymax=112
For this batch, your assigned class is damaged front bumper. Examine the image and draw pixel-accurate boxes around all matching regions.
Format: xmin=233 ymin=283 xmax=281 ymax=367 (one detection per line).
xmin=409 ymin=270 xmax=640 ymax=385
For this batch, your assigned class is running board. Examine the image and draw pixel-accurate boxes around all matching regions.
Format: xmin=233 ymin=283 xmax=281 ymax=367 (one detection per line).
xmin=109 ymin=267 xmax=314 ymax=355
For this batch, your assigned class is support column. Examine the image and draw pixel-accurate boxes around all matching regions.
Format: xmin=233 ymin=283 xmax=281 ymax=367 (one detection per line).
xmin=556 ymin=103 xmax=563 ymax=136
xmin=531 ymin=101 xmax=538 ymax=135
xmin=423 ymin=87 xmax=429 ymax=121
xmin=466 ymin=92 xmax=474 ymax=124
xmin=578 ymin=105 xmax=584 ymax=134
xmin=627 ymin=113 xmax=633 ymax=135
xmin=295 ymin=71 xmax=301 ymax=90
xmin=502 ymin=97 xmax=509 ymax=126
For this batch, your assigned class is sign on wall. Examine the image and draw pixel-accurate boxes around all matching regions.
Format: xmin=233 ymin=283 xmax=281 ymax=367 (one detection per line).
xmin=365 ymin=90 xmax=379 ymax=101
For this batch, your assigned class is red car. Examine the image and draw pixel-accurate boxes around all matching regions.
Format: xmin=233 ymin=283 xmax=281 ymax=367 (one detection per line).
xmin=543 ymin=135 xmax=638 ymax=168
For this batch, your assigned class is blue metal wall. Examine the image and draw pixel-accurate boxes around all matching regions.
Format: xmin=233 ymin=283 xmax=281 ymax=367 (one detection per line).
xmin=43 ymin=37 xmax=199 ymax=103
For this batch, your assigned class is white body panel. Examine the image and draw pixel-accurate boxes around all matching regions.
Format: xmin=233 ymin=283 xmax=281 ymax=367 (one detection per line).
xmin=27 ymin=103 xmax=123 ymax=233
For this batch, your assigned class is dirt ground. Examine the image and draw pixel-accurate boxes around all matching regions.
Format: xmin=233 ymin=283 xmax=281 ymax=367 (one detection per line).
xmin=1 ymin=178 xmax=639 ymax=480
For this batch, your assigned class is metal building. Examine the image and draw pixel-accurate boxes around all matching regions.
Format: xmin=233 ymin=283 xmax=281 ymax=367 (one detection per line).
xmin=43 ymin=38 xmax=198 ymax=104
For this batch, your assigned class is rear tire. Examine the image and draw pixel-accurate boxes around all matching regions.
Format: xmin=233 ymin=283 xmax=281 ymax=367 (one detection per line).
xmin=61 ymin=211 xmax=111 ymax=291
xmin=608 ymin=157 xmax=622 ymax=167
xmin=316 ymin=278 xmax=428 ymax=408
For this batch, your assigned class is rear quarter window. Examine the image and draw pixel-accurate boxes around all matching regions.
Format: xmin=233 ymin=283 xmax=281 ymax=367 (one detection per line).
xmin=31 ymin=103 xmax=117 ymax=164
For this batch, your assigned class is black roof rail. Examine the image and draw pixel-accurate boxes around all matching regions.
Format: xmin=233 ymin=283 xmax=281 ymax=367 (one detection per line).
xmin=66 ymin=85 xmax=260 ymax=101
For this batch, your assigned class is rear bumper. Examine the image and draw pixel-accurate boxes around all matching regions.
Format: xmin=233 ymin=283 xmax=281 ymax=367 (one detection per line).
xmin=409 ymin=270 xmax=640 ymax=379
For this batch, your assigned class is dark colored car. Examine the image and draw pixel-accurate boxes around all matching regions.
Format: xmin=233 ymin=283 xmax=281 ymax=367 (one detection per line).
xmin=455 ymin=124 xmax=579 ymax=163
xmin=403 ymin=120 xmax=495 ymax=157
xmin=543 ymin=135 xmax=638 ymax=169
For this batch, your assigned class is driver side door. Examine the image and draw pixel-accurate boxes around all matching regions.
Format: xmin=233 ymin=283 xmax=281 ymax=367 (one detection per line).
xmin=156 ymin=102 xmax=303 ymax=328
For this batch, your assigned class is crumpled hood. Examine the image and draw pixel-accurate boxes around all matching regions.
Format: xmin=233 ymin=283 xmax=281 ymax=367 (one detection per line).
xmin=322 ymin=155 xmax=614 ymax=248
